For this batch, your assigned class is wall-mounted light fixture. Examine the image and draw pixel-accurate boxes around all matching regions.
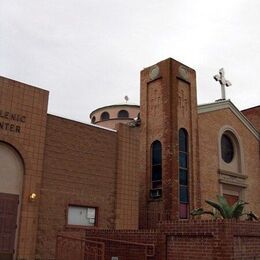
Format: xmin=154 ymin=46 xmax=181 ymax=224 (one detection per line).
xmin=29 ymin=192 xmax=37 ymax=202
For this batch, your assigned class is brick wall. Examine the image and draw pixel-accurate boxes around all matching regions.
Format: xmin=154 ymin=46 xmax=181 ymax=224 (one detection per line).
xmin=114 ymin=123 xmax=140 ymax=229
xmin=139 ymin=58 xmax=201 ymax=228
xmin=0 ymin=76 xmax=49 ymax=260
xmin=85 ymin=220 xmax=260 ymax=260
xmin=85 ymin=229 xmax=165 ymax=260
xmin=198 ymin=108 xmax=260 ymax=216
xmin=36 ymin=115 xmax=118 ymax=259
xmin=163 ymin=220 xmax=260 ymax=259
xmin=242 ymin=105 xmax=260 ymax=131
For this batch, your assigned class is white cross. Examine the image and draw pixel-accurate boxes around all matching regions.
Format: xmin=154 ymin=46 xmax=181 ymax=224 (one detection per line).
xmin=213 ymin=68 xmax=232 ymax=100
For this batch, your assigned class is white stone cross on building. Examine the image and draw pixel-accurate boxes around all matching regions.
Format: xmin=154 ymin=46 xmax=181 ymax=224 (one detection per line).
xmin=213 ymin=68 xmax=232 ymax=100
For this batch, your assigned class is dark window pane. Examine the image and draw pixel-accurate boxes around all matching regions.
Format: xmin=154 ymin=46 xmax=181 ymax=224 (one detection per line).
xmin=118 ymin=110 xmax=129 ymax=118
xmin=179 ymin=128 xmax=188 ymax=152
xmin=179 ymin=169 xmax=188 ymax=185
xmin=101 ymin=111 xmax=110 ymax=121
xmin=152 ymin=141 xmax=161 ymax=151
xmin=152 ymin=141 xmax=162 ymax=164
xmin=180 ymin=185 xmax=189 ymax=203
xmin=221 ymin=134 xmax=234 ymax=163
xmin=152 ymin=180 xmax=162 ymax=189
xmin=152 ymin=165 xmax=162 ymax=181
xmin=179 ymin=128 xmax=189 ymax=218
xmin=152 ymin=149 xmax=161 ymax=164
xmin=151 ymin=140 xmax=162 ymax=196
xmin=179 ymin=152 xmax=187 ymax=168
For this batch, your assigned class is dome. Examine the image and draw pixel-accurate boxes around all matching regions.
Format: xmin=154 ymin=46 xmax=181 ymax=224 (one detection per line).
xmin=89 ymin=104 xmax=140 ymax=129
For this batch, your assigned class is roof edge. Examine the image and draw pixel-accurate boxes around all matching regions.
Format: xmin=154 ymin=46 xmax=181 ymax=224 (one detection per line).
xmin=47 ymin=113 xmax=117 ymax=133
xmin=0 ymin=75 xmax=49 ymax=93
xmin=90 ymin=104 xmax=140 ymax=118
xmin=198 ymin=100 xmax=259 ymax=140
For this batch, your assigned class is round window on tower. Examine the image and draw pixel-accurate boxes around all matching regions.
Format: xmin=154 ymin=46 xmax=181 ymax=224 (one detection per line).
xmin=221 ymin=134 xmax=234 ymax=163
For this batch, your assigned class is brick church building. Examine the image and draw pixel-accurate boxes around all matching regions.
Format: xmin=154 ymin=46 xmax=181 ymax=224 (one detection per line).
xmin=0 ymin=58 xmax=259 ymax=259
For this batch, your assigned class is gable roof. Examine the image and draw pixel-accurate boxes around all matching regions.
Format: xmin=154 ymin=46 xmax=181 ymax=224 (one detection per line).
xmin=198 ymin=100 xmax=259 ymax=140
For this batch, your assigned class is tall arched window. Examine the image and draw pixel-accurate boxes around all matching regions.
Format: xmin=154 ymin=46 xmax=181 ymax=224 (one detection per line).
xmin=179 ymin=128 xmax=189 ymax=219
xmin=118 ymin=110 xmax=129 ymax=118
xmin=100 ymin=111 xmax=110 ymax=121
xmin=150 ymin=140 xmax=162 ymax=198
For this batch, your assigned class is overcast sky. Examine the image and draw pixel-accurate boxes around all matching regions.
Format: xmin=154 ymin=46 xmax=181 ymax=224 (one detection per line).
xmin=0 ymin=0 xmax=259 ymax=123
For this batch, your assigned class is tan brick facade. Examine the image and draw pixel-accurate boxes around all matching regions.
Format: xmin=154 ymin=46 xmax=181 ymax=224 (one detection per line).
xmin=0 ymin=57 xmax=259 ymax=259
xmin=114 ymin=123 xmax=140 ymax=229
xmin=0 ymin=77 xmax=48 ymax=259
xmin=36 ymin=115 xmax=118 ymax=258
xmin=198 ymin=107 xmax=260 ymax=214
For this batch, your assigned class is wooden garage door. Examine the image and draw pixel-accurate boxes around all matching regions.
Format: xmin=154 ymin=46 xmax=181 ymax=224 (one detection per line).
xmin=0 ymin=192 xmax=19 ymax=260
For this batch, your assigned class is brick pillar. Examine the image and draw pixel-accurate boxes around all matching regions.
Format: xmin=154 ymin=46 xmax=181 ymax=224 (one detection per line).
xmin=213 ymin=222 xmax=234 ymax=259
xmin=139 ymin=58 xmax=201 ymax=228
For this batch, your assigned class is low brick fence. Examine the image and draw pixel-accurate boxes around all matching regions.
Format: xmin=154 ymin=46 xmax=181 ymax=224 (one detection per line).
xmin=85 ymin=229 xmax=165 ymax=259
xmin=59 ymin=220 xmax=260 ymax=259
xmin=159 ymin=220 xmax=260 ymax=259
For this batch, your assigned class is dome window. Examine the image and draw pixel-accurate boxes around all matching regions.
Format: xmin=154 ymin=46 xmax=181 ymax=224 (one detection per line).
xmin=91 ymin=116 xmax=96 ymax=124
xmin=118 ymin=110 xmax=129 ymax=118
xmin=100 ymin=112 xmax=110 ymax=121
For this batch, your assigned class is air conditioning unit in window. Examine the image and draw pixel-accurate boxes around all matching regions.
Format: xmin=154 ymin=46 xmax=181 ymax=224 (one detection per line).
xmin=150 ymin=189 xmax=162 ymax=199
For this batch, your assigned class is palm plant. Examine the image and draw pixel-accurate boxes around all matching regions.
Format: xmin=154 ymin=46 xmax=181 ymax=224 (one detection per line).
xmin=191 ymin=195 xmax=258 ymax=220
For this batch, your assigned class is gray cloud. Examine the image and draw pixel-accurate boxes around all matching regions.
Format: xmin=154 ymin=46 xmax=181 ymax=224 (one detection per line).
xmin=0 ymin=0 xmax=259 ymax=122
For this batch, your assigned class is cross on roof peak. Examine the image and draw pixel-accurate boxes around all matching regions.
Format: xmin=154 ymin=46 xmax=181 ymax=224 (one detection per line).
xmin=213 ymin=68 xmax=232 ymax=100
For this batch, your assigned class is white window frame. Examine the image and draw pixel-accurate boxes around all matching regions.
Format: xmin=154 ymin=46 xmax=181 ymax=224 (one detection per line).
xmin=67 ymin=205 xmax=96 ymax=227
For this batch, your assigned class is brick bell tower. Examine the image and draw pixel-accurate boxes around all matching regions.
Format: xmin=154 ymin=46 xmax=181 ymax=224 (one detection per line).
xmin=139 ymin=58 xmax=201 ymax=228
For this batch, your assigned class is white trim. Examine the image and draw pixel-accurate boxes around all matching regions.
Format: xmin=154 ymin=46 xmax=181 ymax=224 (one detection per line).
xmin=87 ymin=123 xmax=117 ymax=132
xmin=198 ymin=100 xmax=259 ymax=140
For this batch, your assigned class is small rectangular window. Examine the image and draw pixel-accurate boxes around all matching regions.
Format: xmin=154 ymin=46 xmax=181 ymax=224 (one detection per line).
xmin=67 ymin=205 xmax=96 ymax=227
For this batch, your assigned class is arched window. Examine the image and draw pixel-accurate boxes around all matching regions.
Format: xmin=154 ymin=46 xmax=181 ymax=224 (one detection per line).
xmin=100 ymin=111 xmax=110 ymax=121
xmin=219 ymin=129 xmax=244 ymax=204
xmin=91 ymin=116 xmax=96 ymax=124
xmin=150 ymin=140 xmax=162 ymax=198
xmin=179 ymin=128 xmax=189 ymax=219
xmin=219 ymin=129 xmax=242 ymax=173
xmin=118 ymin=110 xmax=129 ymax=118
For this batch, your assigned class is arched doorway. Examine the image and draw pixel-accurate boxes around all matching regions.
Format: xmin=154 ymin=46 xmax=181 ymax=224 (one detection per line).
xmin=0 ymin=142 xmax=24 ymax=259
